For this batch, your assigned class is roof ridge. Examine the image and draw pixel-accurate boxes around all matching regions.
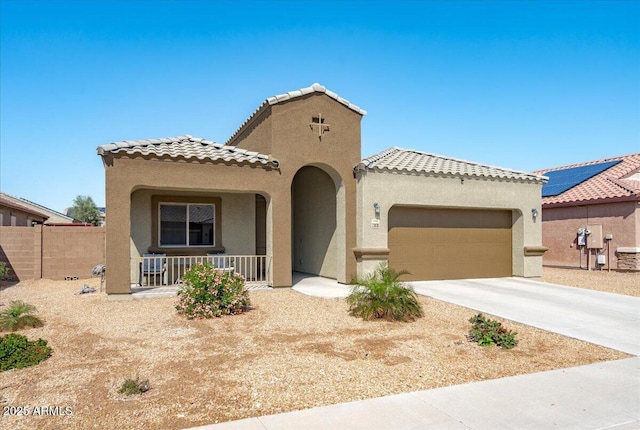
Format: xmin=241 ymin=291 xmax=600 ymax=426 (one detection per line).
xmin=357 ymin=147 xmax=546 ymax=183
xmin=225 ymin=83 xmax=367 ymax=145
xmin=97 ymin=135 xmax=279 ymax=168
xmin=535 ymin=152 xmax=640 ymax=174
xmin=386 ymin=146 xmax=545 ymax=179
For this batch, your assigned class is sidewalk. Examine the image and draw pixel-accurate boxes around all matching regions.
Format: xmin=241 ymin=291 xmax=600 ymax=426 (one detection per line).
xmin=191 ymin=357 xmax=639 ymax=430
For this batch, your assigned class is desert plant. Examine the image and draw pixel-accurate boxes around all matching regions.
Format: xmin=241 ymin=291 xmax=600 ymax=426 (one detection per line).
xmin=0 ymin=262 xmax=9 ymax=281
xmin=467 ymin=313 xmax=518 ymax=349
xmin=347 ymin=263 xmax=423 ymax=322
xmin=0 ymin=301 xmax=44 ymax=332
xmin=175 ymin=262 xmax=251 ymax=319
xmin=0 ymin=333 xmax=52 ymax=371
xmin=118 ymin=377 xmax=150 ymax=396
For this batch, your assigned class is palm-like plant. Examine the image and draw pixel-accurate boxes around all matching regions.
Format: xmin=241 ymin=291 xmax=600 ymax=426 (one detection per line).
xmin=347 ymin=263 xmax=424 ymax=322
xmin=0 ymin=301 xmax=44 ymax=332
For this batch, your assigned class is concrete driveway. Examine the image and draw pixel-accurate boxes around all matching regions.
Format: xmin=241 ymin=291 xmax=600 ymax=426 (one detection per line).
xmin=409 ymin=277 xmax=640 ymax=356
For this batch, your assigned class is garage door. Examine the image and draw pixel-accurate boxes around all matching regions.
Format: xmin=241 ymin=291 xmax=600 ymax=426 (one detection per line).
xmin=388 ymin=207 xmax=512 ymax=281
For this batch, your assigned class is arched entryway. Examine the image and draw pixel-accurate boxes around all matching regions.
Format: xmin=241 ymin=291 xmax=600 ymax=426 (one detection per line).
xmin=291 ymin=166 xmax=338 ymax=279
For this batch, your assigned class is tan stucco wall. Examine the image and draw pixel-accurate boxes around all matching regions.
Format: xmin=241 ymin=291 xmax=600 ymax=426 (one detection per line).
xmin=355 ymin=170 xmax=544 ymax=278
xmin=102 ymin=91 xmax=363 ymax=294
xmin=541 ymin=201 xmax=639 ymax=269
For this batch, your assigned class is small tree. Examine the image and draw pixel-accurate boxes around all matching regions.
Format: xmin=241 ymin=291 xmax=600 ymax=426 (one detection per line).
xmin=68 ymin=195 xmax=101 ymax=226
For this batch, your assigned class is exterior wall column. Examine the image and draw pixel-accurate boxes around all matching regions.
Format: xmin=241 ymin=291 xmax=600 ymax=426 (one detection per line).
xmin=269 ymin=189 xmax=292 ymax=287
xmin=104 ymin=166 xmax=133 ymax=295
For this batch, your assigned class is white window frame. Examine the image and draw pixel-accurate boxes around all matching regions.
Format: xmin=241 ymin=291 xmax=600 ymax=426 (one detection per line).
xmin=158 ymin=202 xmax=215 ymax=248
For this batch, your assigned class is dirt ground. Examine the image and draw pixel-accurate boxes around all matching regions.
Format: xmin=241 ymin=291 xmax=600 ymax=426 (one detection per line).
xmin=542 ymin=266 xmax=639 ymax=297
xmin=0 ymin=269 xmax=631 ymax=430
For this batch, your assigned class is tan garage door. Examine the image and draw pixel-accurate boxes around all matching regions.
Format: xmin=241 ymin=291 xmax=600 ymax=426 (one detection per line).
xmin=388 ymin=207 xmax=512 ymax=281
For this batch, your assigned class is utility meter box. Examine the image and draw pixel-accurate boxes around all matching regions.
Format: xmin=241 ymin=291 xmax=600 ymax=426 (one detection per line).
xmin=587 ymin=224 xmax=603 ymax=249
xmin=597 ymin=254 xmax=606 ymax=265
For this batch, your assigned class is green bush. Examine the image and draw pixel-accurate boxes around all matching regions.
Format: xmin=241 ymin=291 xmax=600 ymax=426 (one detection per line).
xmin=347 ymin=263 xmax=423 ymax=322
xmin=118 ymin=377 xmax=150 ymax=396
xmin=0 ymin=262 xmax=9 ymax=281
xmin=175 ymin=262 xmax=251 ymax=319
xmin=468 ymin=313 xmax=518 ymax=349
xmin=0 ymin=333 xmax=52 ymax=371
xmin=0 ymin=301 xmax=44 ymax=332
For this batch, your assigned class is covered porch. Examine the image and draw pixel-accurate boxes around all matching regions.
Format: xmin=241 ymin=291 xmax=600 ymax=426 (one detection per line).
xmin=129 ymin=188 xmax=271 ymax=289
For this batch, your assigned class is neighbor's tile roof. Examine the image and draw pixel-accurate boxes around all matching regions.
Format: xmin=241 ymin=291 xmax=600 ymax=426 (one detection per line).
xmin=0 ymin=192 xmax=72 ymax=224
xmin=97 ymin=135 xmax=279 ymax=168
xmin=0 ymin=197 xmax=50 ymax=220
xmin=225 ymin=83 xmax=366 ymax=145
xmin=357 ymin=147 xmax=547 ymax=183
xmin=534 ymin=153 xmax=640 ymax=205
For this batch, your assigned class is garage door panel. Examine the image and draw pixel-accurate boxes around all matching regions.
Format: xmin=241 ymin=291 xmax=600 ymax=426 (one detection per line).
xmin=388 ymin=207 xmax=512 ymax=281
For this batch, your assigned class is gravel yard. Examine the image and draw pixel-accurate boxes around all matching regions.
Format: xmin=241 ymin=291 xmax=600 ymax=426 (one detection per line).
xmin=542 ymin=266 xmax=639 ymax=297
xmin=0 ymin=269 xmax=631 ymax=430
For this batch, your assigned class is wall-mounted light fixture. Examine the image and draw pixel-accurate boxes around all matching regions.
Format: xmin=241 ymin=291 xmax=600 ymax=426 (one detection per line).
xmin=373 ymin=202 xmax=380 ymax=219
xmin=531 ymin=208 xmax=538 ymax=220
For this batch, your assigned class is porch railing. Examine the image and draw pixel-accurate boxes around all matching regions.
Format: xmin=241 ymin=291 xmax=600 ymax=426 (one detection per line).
xmin=134 ymin=254 xmax=271 ymax=288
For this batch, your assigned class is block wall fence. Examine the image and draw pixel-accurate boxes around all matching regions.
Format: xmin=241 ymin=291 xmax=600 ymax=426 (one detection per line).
xmin=0 ymin=225 xmax=105 ymax=281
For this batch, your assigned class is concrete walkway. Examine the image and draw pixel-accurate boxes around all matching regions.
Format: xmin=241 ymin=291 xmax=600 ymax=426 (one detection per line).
xmin=188 ymin=275 xmax=640 ymax=430
xmin=410 ymin=277 xmax=640 ymax=355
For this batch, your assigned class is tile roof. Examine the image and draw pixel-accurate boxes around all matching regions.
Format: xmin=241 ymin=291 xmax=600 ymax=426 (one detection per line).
xmin=0 ymin=192 xmax=73 ymax=224
xmin=534 ymin=153 xmax=640 ymax=205
xmin=356 ymin=147 xmax=547 ymax=183
xmin=97 ymin=135 xmax=279 ymax=168
xmin=0 ymin=197 xmax=49 ymax=220
xmin=225 ymin=83 xmax=367 ymax=145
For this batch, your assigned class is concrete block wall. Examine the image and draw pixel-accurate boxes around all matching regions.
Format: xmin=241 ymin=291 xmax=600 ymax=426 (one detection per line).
xmin=0 ymin=226 xmax=105 ymax=281
xmin=0 ymin=226 xmax=39 ymax=280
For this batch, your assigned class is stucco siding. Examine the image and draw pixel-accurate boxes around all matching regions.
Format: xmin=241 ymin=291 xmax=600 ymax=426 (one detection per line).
xmin=356 ymin=170 xmax=543 ymax=278
xmin=541 ymin=201 xmax=638 ymax=269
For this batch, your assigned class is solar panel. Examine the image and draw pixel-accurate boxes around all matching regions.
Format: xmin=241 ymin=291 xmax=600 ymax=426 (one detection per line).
xmin=542 ymin=160 xmax=621 ymax=197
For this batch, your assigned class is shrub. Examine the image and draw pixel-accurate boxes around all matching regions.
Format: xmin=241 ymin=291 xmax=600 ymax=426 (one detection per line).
xmin=118 ymin=377 xmax=150 ymax=396
xmin=0 ymin=333 xmax=52 ymax=371
xmin=467 ymin=313 xmax=518 ymax=349
xmin=0 ymin=262 xmax=9 ymax=281
xmin=175 ymin=262 xmax=251 ymax=319
xmin=0 ymin=301 xmax=44 ymax=332
xmin=347 ymin=263 xmax=423 ymax=322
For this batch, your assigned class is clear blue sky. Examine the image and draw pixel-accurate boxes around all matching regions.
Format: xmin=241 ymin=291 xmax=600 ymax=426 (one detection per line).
xmin=1 ymin=1 xmax=638 ymax=212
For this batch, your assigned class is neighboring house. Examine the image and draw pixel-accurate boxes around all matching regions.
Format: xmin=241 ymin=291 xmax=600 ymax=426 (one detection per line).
xmin=97 ymin=83 xmax=547 ymax=296
xmin=0 ymin=197 xmax=49 ymax=226
xmin=535 ymin=154 xmax=640 ymax=271
xmin=0 ymin=192 xmax=75 ymax=225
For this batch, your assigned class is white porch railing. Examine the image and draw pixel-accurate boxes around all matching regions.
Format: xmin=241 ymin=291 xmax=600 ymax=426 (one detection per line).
xmin=134 ymin=254 xmax=271 ymax=288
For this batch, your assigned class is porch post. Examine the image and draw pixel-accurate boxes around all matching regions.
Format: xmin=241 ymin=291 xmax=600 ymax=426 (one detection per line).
xmin=268 ymin=190 xmax=292 ymax=287
xmin=104 ymin=171 xmax=132 ymax=295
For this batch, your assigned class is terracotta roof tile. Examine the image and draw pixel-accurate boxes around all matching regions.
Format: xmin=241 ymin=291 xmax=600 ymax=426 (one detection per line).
xmin=357 ymin=147 xmax=546 ymax=183
xmin=225 ymin=83 xmax=366 ymax=145
xmin=97 ymin=135 xmax=279 ymax=168
xmin=534 ymin=153 xmax=640 ymax=205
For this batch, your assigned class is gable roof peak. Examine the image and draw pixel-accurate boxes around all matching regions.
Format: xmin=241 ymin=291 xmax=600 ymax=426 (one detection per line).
xmin=225 ymin=83 xmax=366 ymax=145
xmin=357 ymin=147 xmax=546 ymax=183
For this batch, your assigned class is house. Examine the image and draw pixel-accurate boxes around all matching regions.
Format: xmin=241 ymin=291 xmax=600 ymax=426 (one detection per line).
xmin=97 ymin=83 xmax=547 ymax=296
xmin=0 ymin=197 xmax=49 ymax=226
xmin=535 ymin=154 xmax=640 ymax=271
xmin=0 ymin=192 xmax=75 ymax=225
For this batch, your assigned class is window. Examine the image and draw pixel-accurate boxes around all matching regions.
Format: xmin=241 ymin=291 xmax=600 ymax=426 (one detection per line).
xmin=159 ymin=203 xmax=215 ymax=247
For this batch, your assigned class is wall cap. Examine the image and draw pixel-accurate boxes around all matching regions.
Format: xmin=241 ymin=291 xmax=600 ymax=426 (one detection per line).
xmin=524 ymin=246 xmax=548 ymax=256
xmin=617 ymin=247 xmax=640 ymax=253
xmin=353 ymin=247 xmax=390 ymax=260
